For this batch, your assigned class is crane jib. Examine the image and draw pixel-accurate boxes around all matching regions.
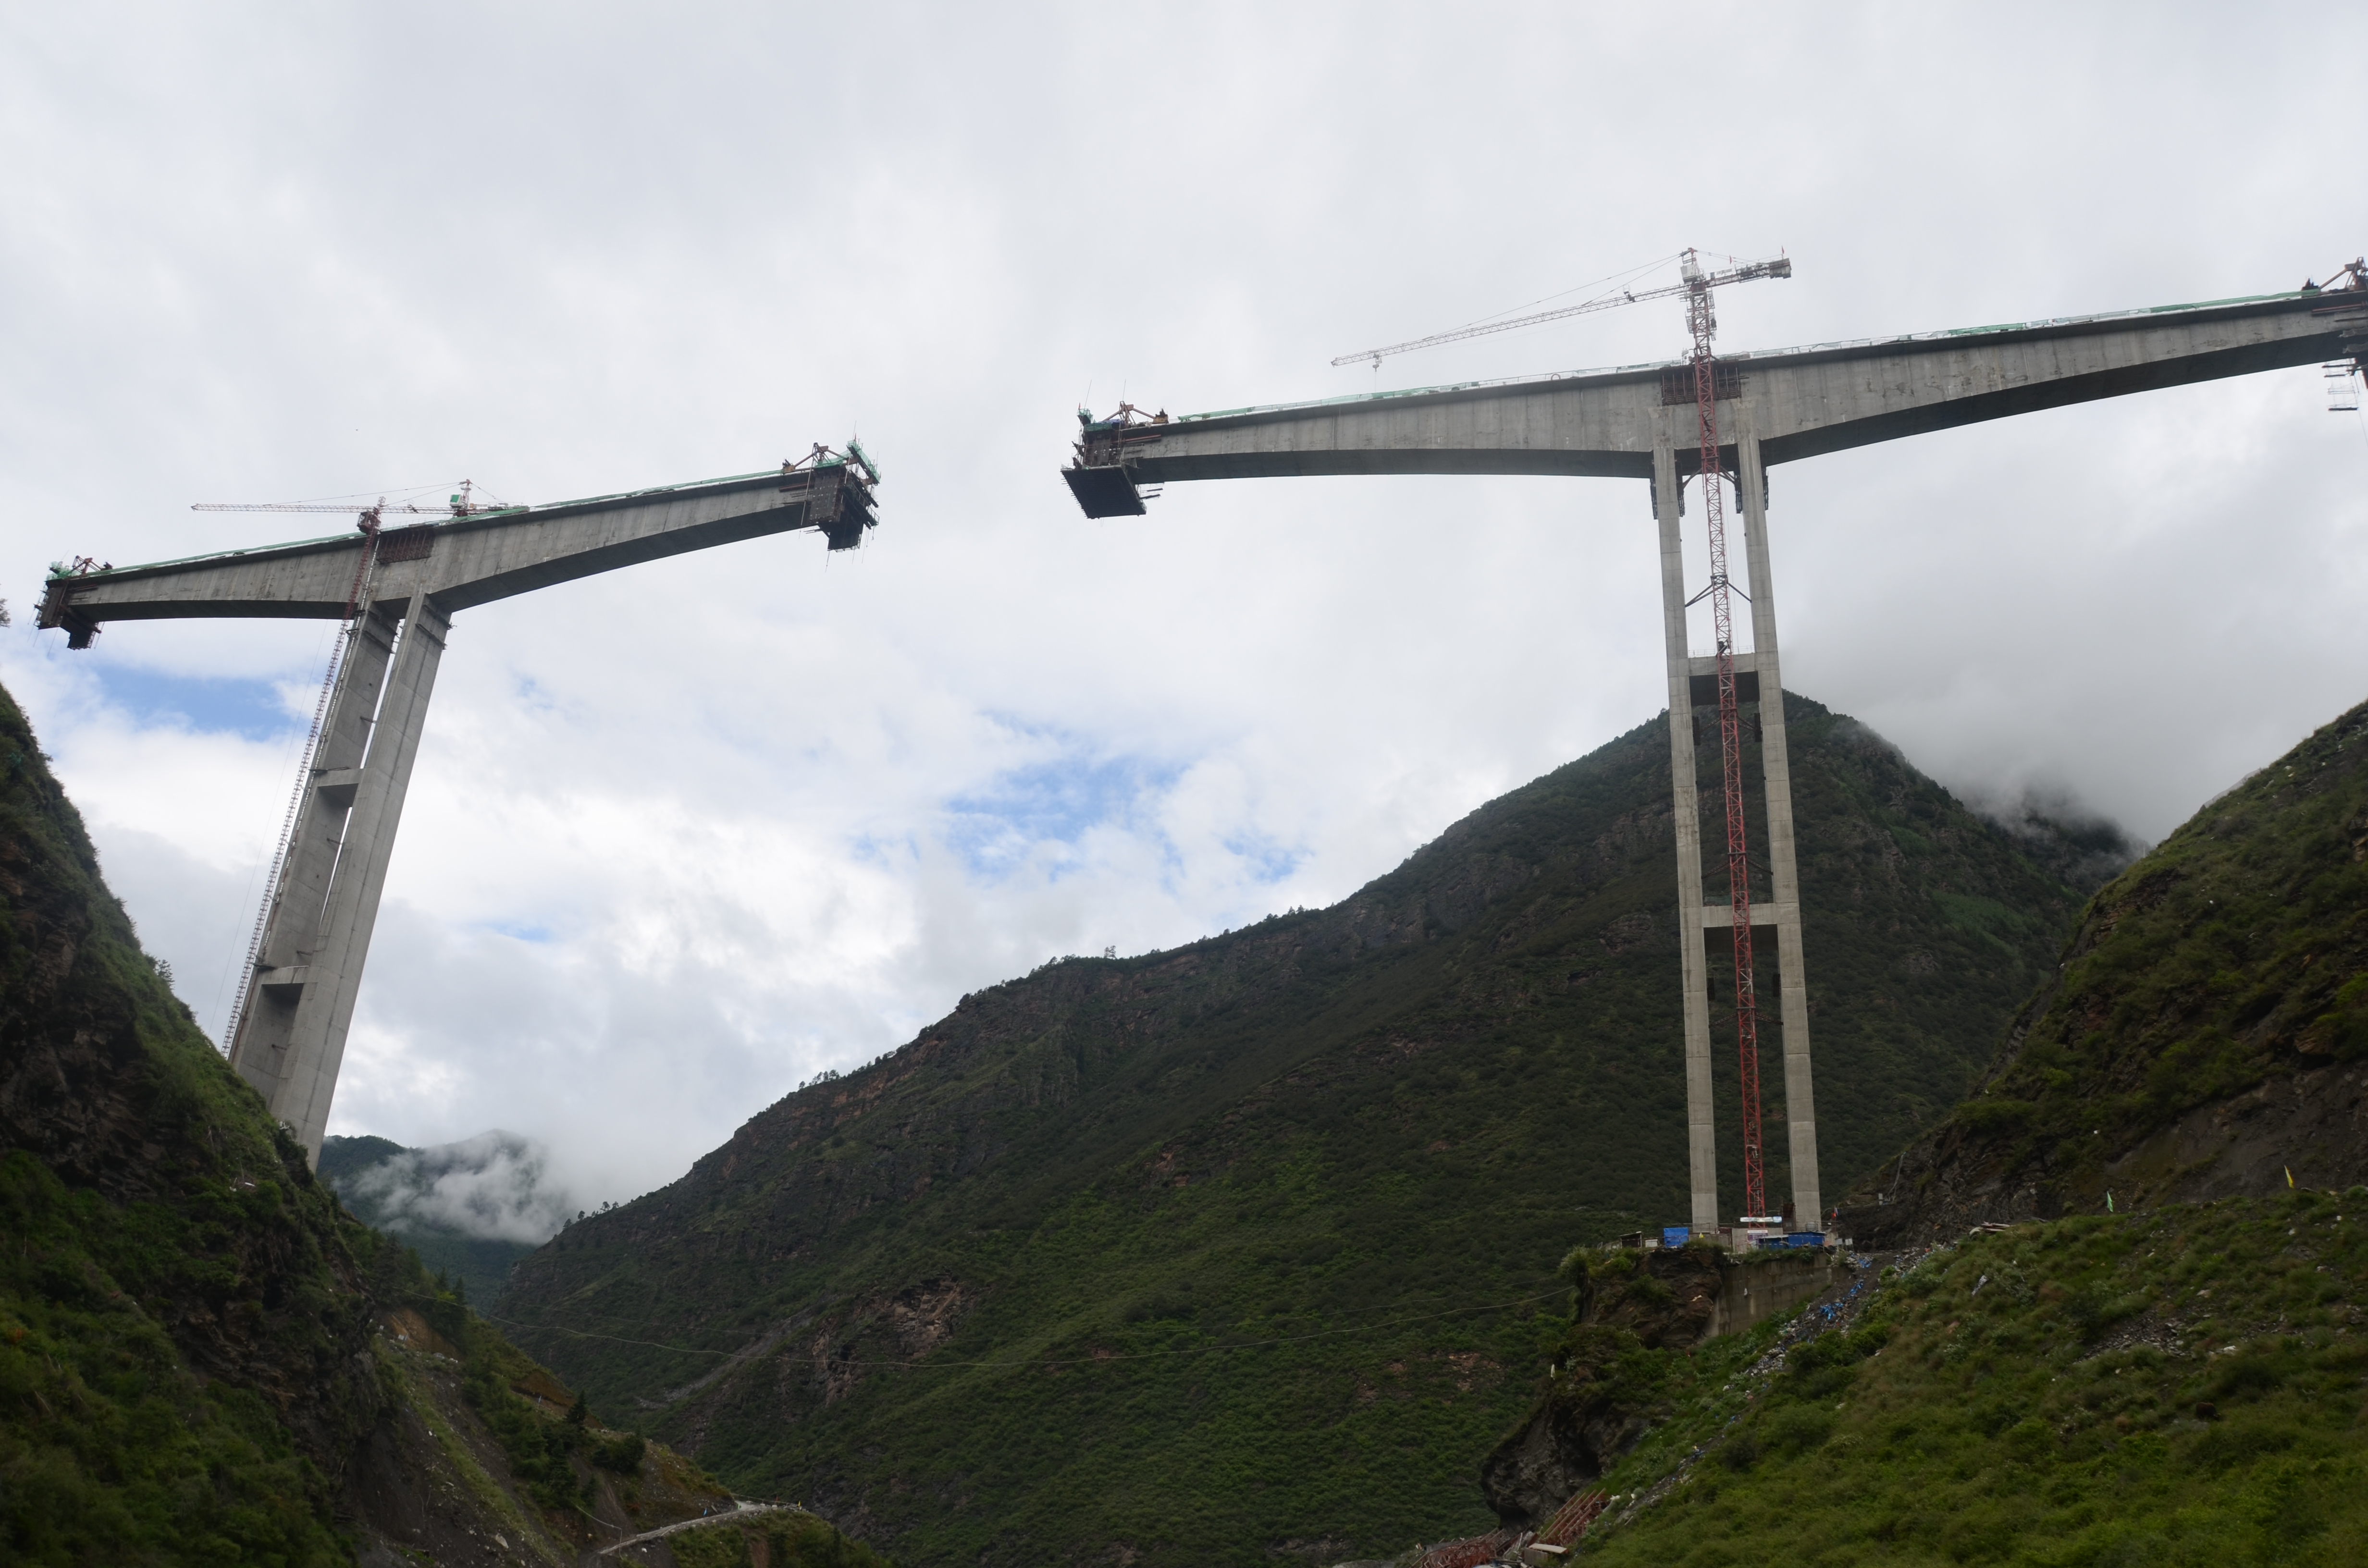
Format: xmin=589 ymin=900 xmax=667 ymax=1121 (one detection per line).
xmin=1332 ymin=253 xmax=1791 ymax=367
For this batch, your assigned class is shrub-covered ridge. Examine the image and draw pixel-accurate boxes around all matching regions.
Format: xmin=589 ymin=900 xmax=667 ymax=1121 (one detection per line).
xmin=504 ymin=695 xmax=2113 ymax=1566
xmin=0 ymin=677 xmax=771 ymax=1564
xmin=1576 ymin=1192 xmax=2368 ymax=1565
xmin=1847 ymin=693 xmax=2368 ymax=1245
xmin=0 ymin=677 xmax=388 ymax=1563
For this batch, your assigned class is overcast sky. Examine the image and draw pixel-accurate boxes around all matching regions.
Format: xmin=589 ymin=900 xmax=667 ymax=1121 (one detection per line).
xmin=4 ymin=3 xmax=2364 ymax=1213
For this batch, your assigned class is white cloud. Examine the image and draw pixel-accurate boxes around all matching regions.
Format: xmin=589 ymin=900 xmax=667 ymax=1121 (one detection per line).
xmin=4 ymin=2 xmax=2363 ymax=1210
xmin=340 ymin=1130 xmax=574 ymax=1247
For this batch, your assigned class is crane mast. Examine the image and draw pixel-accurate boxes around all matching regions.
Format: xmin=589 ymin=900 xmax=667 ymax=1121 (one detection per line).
xmin=1331 ymin=245 xmax=1794 ymax=1224
xmin=1680 ymin=247 xmax=1771 ymax=1223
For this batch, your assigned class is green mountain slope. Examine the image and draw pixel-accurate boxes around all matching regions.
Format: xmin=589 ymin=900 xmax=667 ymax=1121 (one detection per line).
xmin=0 ymin=681 xmax=387 ymax=1563
xmin=317 ymin=1133 xmax=407 ymax=1184
xmin=1452 ymin=692 xmax=2368 ymax=1566
xmin=500 ymin=695 xmax=2112 ymax=1567
xmin=1843 ymin=695 xmax=2368 ymax=1247
xmin=1569 ymin=1194 xmax=2368 ymax=1566
xmin=0 ymin=679 xmax=774 ymax=1566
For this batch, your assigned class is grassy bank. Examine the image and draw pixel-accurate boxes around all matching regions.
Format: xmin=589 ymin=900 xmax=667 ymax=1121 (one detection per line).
xmin=1578 ymin=1192 xmax=2368 ymax=1565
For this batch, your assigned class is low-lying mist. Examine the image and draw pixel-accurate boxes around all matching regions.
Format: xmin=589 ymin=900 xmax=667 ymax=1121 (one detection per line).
xmin=328 ymin=1129 xmax=574 ymax=1246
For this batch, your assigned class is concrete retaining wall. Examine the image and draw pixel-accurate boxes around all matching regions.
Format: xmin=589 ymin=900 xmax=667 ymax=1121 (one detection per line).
xmin=1707 ymin=1252 xmax=1838 ymax=1341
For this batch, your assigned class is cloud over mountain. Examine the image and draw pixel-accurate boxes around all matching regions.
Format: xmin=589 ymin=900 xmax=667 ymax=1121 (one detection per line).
xmin=334 ymin=1130 xmax=574 ymax=1246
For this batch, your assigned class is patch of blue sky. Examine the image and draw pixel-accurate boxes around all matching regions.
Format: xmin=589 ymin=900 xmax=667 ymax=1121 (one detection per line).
xmin=846 ymin=830 xmax=920 ymax=869
xmin=480 ymin=919 xmax=555 ymax=943
xmin=1222 ymin=831 xmax=1303 ymax=886
xmin=944 ymin=750 xmax=1184 ymax=881
xmin=93 ymin=666 xmax=302 ymax=742
xmin=510 ymin=674 xmax=569 ymax=718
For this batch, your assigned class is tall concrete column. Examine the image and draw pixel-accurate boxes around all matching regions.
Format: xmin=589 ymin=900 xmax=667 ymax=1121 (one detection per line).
xmin=234 ymin=590 xmax=449 ymax=1162
xmin=1654 ymin=441 xmax=1719 ymax=1235
xmin=232 ymin=601 xmax=399 ymax=1104
xmin=1735 ymin=430 xmax=1822 ymax=1228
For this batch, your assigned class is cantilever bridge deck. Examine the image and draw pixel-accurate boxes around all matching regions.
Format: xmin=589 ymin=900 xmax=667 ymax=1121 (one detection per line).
xmin=38 ymin=461 xmax=878 ymax=640
xmin=34 ymin=450 xmax=880 ymax=1164
xmin=1061 ymin=270 xmax=2368 ymax=1238
xmin=1068 ymin=284 xmax=2367 ymax=501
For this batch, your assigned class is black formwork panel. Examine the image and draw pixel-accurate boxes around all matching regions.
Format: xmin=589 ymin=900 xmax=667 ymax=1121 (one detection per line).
xmin=1064 ymin=465 xmax=1147 ymax=518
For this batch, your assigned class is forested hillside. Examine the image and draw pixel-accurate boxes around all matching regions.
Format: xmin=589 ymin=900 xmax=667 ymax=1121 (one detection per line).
xmin=0 ymin=679 xmax=777 ymax=1566
xmin=1448 ymin=691 xmax=2368 ymax=1567
xmin=0 ymin=680 xmax=393 ymax=1562
xmin=1567 ymin=1196 xmax=2368 ymax=1566
xmin=1843 ymin=694 xmax=2368 ymax=1246
xmin=501 ymin=693 xmax=2118 ymax=1567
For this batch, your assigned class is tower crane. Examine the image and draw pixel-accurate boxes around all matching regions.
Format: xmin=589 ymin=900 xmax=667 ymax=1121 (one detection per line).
xmin=1674 ymin=249 xmax=1787 ymax=1225
xmin=1331 ymin=251 xmax=1791 ymax=368
xmin=1336 ymin=248 xmax=1795 ymax=1222
xmin=191 ymin=478 xmax=505 ymax=526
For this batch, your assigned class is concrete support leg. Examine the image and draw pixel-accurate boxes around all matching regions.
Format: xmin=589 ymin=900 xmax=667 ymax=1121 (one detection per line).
xmin=232 ymin=592 xmax=449 ymax=1163
xmin=230 ymin=603 xmax=399 ymax=1110
xmin=1654 ymin=444 xmax=1719 ymax=1235
xmin=1736 ymin=435 xmax=1822 ymax=1227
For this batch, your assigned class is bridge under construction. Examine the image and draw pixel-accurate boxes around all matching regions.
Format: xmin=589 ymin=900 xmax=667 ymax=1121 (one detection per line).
xmin=37 ymin=451 xmax=880 ymax=1162
xmin=1063 ymin=263 xmax=2368 ymax=1241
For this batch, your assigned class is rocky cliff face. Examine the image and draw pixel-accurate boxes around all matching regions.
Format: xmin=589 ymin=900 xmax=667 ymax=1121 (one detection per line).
xmin=1478 ymin=1248 xmax=1726 ymax=1527
xmin=1838 ymin=694 xmax=2368 ymax=1249
xmin=502 ymin=694 xmax=2109 ymax=1568
xmin=1476 ymin=1243 xmax=1841 ymax=1527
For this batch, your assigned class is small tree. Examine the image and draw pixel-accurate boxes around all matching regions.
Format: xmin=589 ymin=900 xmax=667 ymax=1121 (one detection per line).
xmin=592 ymin=1431 xmax=647 ymax=1473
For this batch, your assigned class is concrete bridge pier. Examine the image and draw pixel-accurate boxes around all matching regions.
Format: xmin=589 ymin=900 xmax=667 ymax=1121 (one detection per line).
xmin=227 ymin=600 xmax=396 ymax=1121
xmin=1059 ymin=265 xmax=2361 ymax=1243
xmin=1651 ymin=441 xmax=1721 ymax=1236
xmin=38 ymin=454 xmax=880 ymax=1167
xmin=232 ymin=589 xmax=450 ymax=1161
xmin=1734 ymin=429 xmax=1822 ymax=1230
xmin=1652 ymin=421 xmax=1822 ymax=1237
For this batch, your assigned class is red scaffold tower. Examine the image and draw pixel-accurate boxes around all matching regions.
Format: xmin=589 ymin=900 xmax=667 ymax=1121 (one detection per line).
xmin=1681 ymin=248 xmax=1766 ymax=1222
